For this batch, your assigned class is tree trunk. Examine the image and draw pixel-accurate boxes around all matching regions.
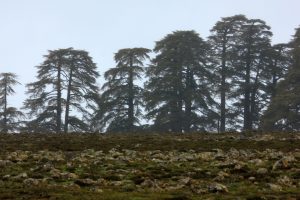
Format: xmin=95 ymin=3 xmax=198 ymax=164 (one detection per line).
xmin=64 ymin=68 xmax=73 ymax=133
xmin=56 ymin=62 xmax=62 ymax=133
xmin=171 ymin=100 xmax=182 ymax=133
xmin=244 ymin=54 xmax=252 ymax=131
xmin=271 ymin=58 xmax=278 ymax=97
xmin=184 ymin=68 xmax=193 ymax=133
xmin=177 ymin=67 xmax=184 ymax=133
xmin=220 ymin=39 xmax=227 ymax=132
xmin=250 ymin=65 xmax=261 ymax=128
xmin=170 ymin=68 xmax=183 ymax=133
xmin=128 ymin=56 xmax=134 ymax=131
xmin=3 ymin=80 xmax=7 ymax=133
xmin=250 ymin=88 xmax=256 ymax=128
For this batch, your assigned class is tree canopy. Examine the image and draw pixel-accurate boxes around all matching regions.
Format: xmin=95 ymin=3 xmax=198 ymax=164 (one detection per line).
xmin=261 ymin=27 xmax=300 ymax=131
xmin=23 ymin=48 xmax=99 ymax=133
xmin=144 ymin=31 xmax=216 ymax=133
xmin=0 ymin=73 xmax=23 ymax=133
xmin=95 ymin=48 xmax=150 ymax=132
xmin=0 ymin=15 xmax=299 ymax=133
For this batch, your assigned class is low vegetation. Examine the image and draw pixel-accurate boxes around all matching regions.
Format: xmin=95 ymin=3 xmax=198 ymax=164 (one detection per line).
xmin=0 ymin=132 xmax=300 ymax=199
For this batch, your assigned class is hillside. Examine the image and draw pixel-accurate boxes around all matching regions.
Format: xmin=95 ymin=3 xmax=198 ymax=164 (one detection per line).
xmin=0 ymin=133 xmax=300 ymax=199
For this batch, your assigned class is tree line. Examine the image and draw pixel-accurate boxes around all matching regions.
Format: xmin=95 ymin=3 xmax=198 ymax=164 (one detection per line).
xmin=1 ymin=14 xmax=299 ymax=133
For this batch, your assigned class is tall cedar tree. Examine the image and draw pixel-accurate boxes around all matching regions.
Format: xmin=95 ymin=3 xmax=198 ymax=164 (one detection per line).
xmin=23 ymin=48 xmax=99 ymax=133
xmin=95 ymin=48 xmax=150 ymax=132
xmin=261 ymin=27 xmax=300 ymax=131
xmin=63 ymin=49 xmax=99 ymax=133
xmin=24 ymin=49 xmax=66 ymax=132
xmin=209 ymin=14 xmax=247 ymax=132
xmin=144 ymin=31 xmax=216 ymax=133
xmin=0 ymin=73 xmax=23 ymax=133
xmin=232 ymin=18 xmax=272 ymax=130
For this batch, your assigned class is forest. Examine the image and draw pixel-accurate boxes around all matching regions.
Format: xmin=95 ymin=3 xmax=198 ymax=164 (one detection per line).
xmin=0 ymin=14 xmax=300 ymax=134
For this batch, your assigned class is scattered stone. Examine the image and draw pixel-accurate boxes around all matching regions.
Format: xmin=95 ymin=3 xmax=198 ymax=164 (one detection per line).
xmin=269 ymin=150 xmax=284 ymax=160
xmin=197 ymin=152 xmax=214 ymax=161
xmin=257 ymin=168 xmax=268 ymax=175
xmin=75 ymin=178 xmax=97 ymax=187
xmin=218 ymin=171 xmax=230 ymax=177
xmin=214 ymin=171 xmax=230 ymax=181
xmin=277 ymin=175 xmax=293 ymax=187
xmin=179 ymin=177 xmax=191 ymax=185
xmin=273 ymin=156 xmax=295 ymax=170
xmin=255 ymin=135 xmax=275 ymax=141
xmin=14 ymin=172 xmax=28 ymax=180
xmin=141 ymin=178 xmax=155 ymax=188
xmin=294 ymin=151 xmax=300 ymax=159
xmin=228 ymin=148 xmax=240 ymax=158
xmin=214 ymin=149 xmax=227 ymax=161
xmin=2 ymin=175 xmax=11 ymax=180
xmin=97 ymin=178 xmax=108 ymax=186
xmin=50 ymin=168 xmax=61 ymax=179
xmin=0 ymin=134 xmax=300 ymax=197
xmin=234 ymin=162 xmax=248 ymax=171
xmin=0 ymin=160 xmax=11 ymax=167
xmin=90 ymin=187 xmax=103 ymax=193
xmin=208 ymin=183 xmax=228 ymax=193
xmin=165 ymin=184 xmax=185 ymax=191
xmin=23 ymin=178 xmax=39 ymax=186
xmin=65 ymin=172 xmax=79 ymax=180
xmin=7 ymin=151 xmax=29 ymax=162
xmin=214 ymin=160 xmax=237 ymax=168
xmin=42 ymin=163 xmax=53 ymax=171
xmin=213 ymin=175 xmax=225 ymax=181
xmin=267 ymin=183 xmax=282 ymax=192
xmin=191 ymin=187 xmax=208 ymax=194
xmin=249 ymin=159 xmax=264 ymax=166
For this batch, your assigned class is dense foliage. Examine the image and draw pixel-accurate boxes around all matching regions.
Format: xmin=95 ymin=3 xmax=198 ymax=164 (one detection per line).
xmin=94 ymin=48 xmax=150 ymax=132
xmin=261 ymin=27 xmax=300 ymax=131
xmin=0 ymin=15 xmax=299 ymax=133
xmin=23 ymin=48 xmax=99 ymax=133
xmin=144 ymin=31 xmax=216 ymax=132
xmin=0 ymin=73 xmax=23 ymax=133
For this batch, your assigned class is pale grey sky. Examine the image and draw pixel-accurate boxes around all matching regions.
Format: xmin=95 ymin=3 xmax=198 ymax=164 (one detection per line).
xmin=0 ymin=0 xmax=299 ymax=108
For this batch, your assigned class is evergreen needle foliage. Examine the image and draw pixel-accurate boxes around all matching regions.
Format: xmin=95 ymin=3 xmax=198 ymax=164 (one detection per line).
xmin=23 ymin=48 xmax=99 ymax=133
xmin=262 ymin=27 xmax=300 ymax=131
xmin=94 ymin=48 xmax=150 ymax=132
xmin=0 ymin=73 xmax=24 ymax=133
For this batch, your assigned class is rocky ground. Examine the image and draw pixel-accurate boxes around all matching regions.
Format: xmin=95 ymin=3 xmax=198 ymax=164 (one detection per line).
xmin=0 ymin=132 xmax=300 ymax=200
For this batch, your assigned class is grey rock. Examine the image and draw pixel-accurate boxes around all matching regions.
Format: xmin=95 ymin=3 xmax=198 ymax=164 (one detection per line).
xmin=208 ymin=183 xmax=228 ymax=193
xmin=267 ymin=183 xmax=282 ymax=191
xmin=23 ymin=178 xmax=40 ymax=186
xmin=257 ymin=168 xmax=268 ymax=175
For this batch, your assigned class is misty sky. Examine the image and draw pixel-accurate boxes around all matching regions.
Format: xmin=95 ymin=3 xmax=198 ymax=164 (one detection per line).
xmin=1 ymin=0 xmax=300 ymax=108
